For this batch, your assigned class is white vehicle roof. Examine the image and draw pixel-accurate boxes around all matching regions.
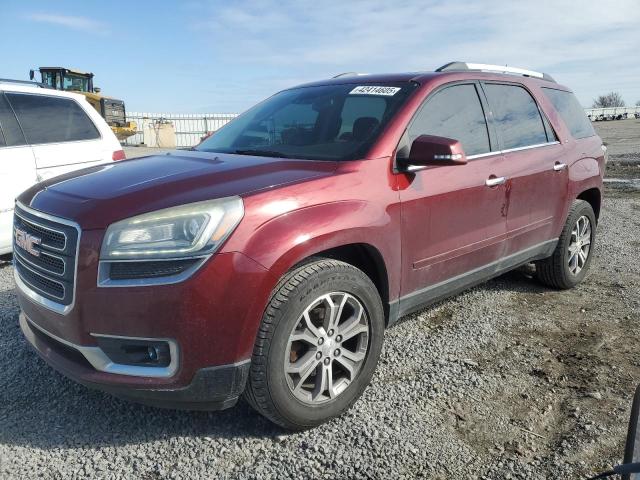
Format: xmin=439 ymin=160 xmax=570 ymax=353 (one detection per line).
xmin=0 ymin=81 xmax=90 ymax=102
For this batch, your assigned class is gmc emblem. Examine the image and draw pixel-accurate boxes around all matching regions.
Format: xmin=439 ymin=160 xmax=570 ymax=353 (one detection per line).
xmin=14 ymin=228 xmax=41 ymax=257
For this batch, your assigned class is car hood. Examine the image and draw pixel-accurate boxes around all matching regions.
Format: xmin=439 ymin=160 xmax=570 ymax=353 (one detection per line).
xmin=19 ymin=150 xmax=338 ymax=229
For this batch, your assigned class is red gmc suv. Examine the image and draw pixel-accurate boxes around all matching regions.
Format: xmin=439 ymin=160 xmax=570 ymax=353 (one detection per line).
xmin=14 ymin=62 xmax=605 ymax=430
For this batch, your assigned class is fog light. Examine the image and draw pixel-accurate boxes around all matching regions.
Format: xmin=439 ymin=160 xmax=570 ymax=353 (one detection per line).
xmin=95 ymin=336 xmax=172 ymax=368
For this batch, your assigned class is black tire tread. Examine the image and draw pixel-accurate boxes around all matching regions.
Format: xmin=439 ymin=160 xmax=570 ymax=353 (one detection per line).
xmin=535 ymin=199 xmax=594 ymax=289
xmin=243 ymin=258 xmax=375 ymax=429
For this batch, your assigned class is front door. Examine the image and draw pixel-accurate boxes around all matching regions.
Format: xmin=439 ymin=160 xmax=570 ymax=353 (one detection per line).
xmin=397 ymin=82 xmax=507 ymax=312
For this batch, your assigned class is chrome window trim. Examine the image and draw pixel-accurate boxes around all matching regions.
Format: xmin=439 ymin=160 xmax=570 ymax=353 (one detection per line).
xmin=14 ymin=201 xmax=80 ymax=315
xmin=14 ymin=209 xmax=68 ymax=252
xmin=23 ymin=315 xmax=179 ymax=378
xmin=466 ymin=141 xmax=560 ymax=160
xmin=97 ymin=256 xmax=210 ymax=287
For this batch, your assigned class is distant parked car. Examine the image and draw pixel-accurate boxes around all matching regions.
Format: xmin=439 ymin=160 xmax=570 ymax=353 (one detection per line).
xmin=0 ymin=80 xmax=125 ymax=255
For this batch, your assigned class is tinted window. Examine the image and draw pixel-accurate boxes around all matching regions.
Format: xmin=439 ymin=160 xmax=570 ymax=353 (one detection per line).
xmin=338 ymin=96 xmax=387 ymax=139
xmin=541 ymin=112 xmax=557 ymax=142
xmin=484 ymin=84 xmax=548 ymax=149
xmin=542 ymin=88 xmax=595 ymax=139
xmin=0 ymin=93 xmax=26 ymax=147
xmin=407 ymin=84 xmax=490 ymax=156
xmin=6 ymin=93 xmax=100 ymax=145
xmin=197 ymin=83 xmax=417 ymax=161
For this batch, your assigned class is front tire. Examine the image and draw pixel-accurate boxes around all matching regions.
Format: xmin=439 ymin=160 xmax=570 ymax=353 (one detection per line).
xmin=244 ymin=259 xmax=384 ymax=430
xmin=535 ymin=200 xmax=597 ymax=289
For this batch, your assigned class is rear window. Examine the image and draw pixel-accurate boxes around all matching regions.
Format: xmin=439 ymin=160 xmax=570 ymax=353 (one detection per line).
xmin=6 ymin=93 xmax=100 ymax=145
xmin=542 ymin=88 xmax=595 ymax=140
xmin=483 ymin=84 xmax=548 ymax=150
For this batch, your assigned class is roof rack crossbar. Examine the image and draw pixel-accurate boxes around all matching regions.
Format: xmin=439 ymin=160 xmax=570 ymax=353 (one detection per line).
xmin=0 ymin=78 xmax=50 ymax=88
xmin=435 ymin=62 xmax=556 ymax=83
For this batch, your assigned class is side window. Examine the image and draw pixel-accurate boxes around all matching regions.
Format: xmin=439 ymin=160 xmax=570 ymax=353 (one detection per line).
xmin=6 ymin=93 xmax=100 ymax=145
xmin=483 ymin=84 xmax=548 ymax=150
xmin=407 ymin=84 xmax=491 ymax=156
xmin=542 ymin=88 xmax=595 ymax=140
xmin=0 ymin=93 xmax=27 ymax=147
xmin=541 ymin=112 xmax=558 ymax=142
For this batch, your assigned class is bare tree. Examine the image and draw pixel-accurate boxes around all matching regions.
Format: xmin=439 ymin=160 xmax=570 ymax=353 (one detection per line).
xmin=636 ymin=100 xmax=640 ymax=106
xmin=592 ymin=92 xmax=625 ymax=108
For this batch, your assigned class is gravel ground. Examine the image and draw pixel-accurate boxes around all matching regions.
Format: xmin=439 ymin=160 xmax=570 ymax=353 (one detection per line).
xmin=1 ymin=137 xmax=639 ymax=479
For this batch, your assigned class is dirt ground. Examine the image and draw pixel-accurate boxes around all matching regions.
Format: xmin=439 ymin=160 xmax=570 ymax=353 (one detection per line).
xmin=452 ymin=119 xmax=640 ymax=477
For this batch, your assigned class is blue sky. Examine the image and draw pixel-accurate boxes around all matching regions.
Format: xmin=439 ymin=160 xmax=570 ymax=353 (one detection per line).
xmin=2 ymin=0 xmax=639 ymax=113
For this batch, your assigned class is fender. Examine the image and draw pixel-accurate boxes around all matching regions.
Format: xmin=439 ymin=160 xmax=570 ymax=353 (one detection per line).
xmin=236 ymin=199 xmax=401 ymax=306
xmin=568 ymin=156 xmax=603 ymax=207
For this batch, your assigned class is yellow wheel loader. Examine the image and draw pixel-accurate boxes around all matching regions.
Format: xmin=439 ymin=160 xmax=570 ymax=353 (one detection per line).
xmin=30 ymin=67 xmax=137 ymax=141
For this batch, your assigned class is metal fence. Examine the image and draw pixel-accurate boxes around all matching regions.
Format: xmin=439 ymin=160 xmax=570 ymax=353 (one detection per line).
xmin=124 ymin=106 xmax=639 ymax=148
xmin=124 ymin=113 xmax=238 ymax=148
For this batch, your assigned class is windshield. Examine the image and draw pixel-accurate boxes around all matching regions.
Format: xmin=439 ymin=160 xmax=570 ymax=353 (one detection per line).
xmin=196 ymin=82 xmax=417 ymax=160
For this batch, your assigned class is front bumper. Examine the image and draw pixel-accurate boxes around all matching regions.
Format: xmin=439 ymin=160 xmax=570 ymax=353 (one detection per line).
xmin=20 ymin=313 xmax=250 ymax=410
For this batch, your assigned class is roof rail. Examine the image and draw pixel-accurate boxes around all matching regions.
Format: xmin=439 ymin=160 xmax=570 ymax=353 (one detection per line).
xmin=435 ymin=62 xmax=556 ymax=82
xmin=332 ymin=72 xmax=369 ymax=78
xmin=0 ymin=78 xmax=50 ymax=88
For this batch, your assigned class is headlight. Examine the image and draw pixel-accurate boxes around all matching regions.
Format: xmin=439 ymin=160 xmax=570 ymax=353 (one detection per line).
xmin=100 ymin=197 xmax=244 ymax=260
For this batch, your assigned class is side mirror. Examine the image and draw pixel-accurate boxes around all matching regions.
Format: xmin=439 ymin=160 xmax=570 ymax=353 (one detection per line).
xmin=401 ymin=135 xmax=467 ymax=172
xmin=29 ymin=69 xmax=35 ymax=81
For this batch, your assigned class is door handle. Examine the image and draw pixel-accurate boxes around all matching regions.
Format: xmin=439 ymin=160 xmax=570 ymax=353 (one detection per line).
xmin=485 ymin=176 xmax=506 ymax=187
xmin=553 ymin=162 xmax=567 ymax=171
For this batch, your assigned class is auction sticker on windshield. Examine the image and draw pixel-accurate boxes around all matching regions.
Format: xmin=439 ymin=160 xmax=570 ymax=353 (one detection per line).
xmin=349 ymin=86 xmax=401 ymax=96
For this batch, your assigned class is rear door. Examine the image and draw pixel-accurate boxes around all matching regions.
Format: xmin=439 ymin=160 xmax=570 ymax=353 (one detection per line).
xmin=481 ymin=82 xmax=567 ymax=256
xmin=0 ymin=93 xmax=37 ymax=253
xmin=5 ymin=93 xmax=107 ymax=181
xmin=398 ymin=82 xmax=508 ymax=307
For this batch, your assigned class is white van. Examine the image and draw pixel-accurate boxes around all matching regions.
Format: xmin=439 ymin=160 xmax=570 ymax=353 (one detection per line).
xmin=0 ymin=80 xmax=124 ymax=255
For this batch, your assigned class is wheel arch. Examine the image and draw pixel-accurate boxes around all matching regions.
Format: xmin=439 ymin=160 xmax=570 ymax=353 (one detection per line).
xmin=291 ymin=243 xmax=391 ymax=323
xmin=576 ymin=187 xmax=601 ymax=222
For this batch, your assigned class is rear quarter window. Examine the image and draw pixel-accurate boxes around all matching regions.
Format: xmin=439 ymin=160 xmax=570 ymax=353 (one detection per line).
xmin=6 ymin=93 xmax=100 ymax=145
xmin=542 ymin=88 xmax=595 ymax=140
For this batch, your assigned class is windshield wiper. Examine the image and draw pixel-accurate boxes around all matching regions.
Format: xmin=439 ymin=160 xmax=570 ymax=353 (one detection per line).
xmin=233 ymin=149 xmax=292 ymax=159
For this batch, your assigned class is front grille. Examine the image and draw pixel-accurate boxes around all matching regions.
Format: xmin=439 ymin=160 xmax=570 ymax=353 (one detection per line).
xmin=108 ymin=259 xmax=200 ymax=280
xmin=13 ymin=206 xmax=79 ymax=308
xmin=13 ymin=214 xmax=66 ymax=250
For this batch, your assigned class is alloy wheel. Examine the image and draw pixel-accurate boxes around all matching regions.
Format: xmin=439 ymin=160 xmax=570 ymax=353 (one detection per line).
xmin=284 ymin=292 xmax=370 ymax=404
xmin=568 ymin=215 xmax=592 ymax=275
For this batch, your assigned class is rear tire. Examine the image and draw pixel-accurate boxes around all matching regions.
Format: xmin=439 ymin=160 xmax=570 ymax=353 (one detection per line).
xmin=244 ymin=259 xmax=384 ymax=430
xmin=535 ymin=200 xmax=596 ymax=289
